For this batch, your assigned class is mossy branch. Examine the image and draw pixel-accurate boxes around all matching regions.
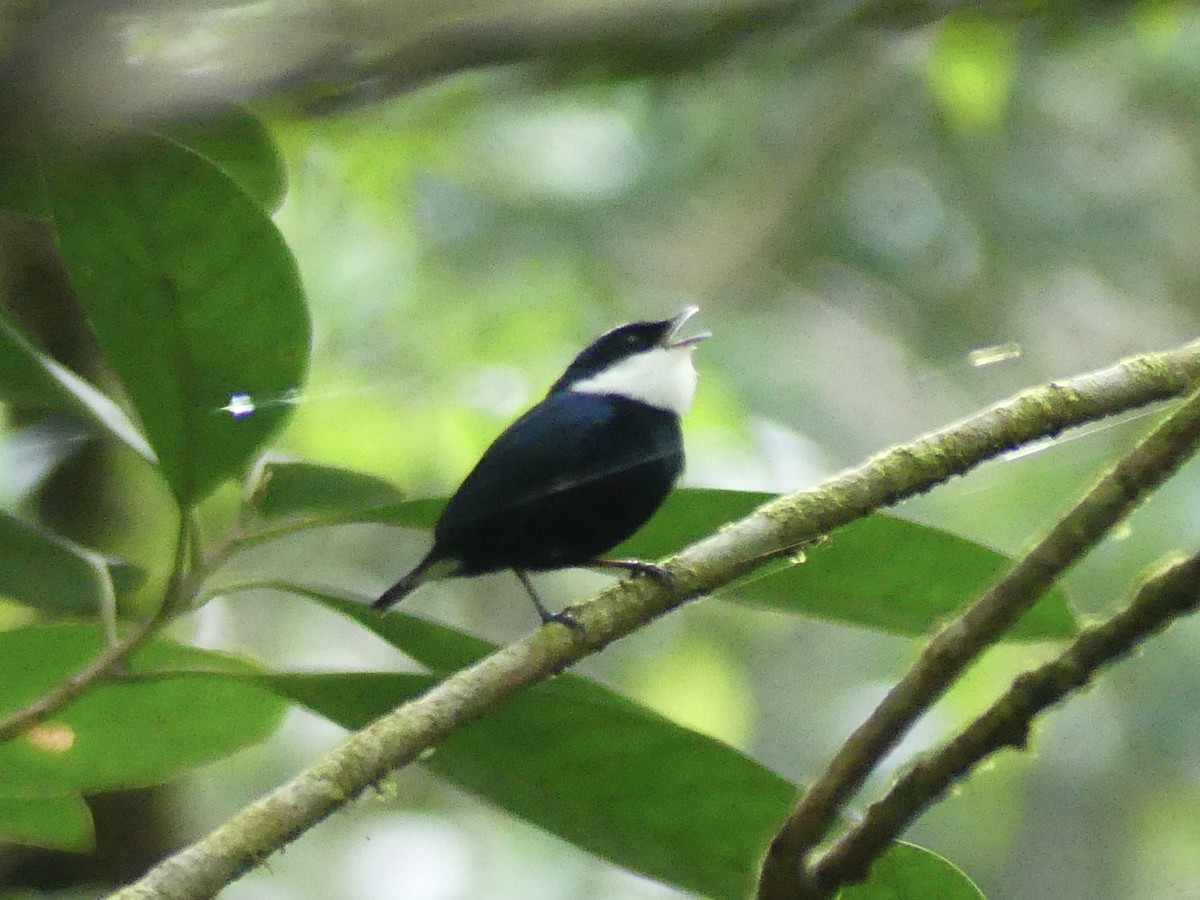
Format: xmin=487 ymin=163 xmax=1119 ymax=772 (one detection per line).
xmin=109 ymin=339 xmax=1200 ymax=899
xmin=757 ymin=380 xmax=1200 ymax=899
xmin=812 ymin=549 xmax=1200 ymax=891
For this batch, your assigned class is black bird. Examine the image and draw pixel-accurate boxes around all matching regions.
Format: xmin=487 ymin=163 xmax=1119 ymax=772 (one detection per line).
xmin=374 ymin=306 xmax=709 ymax=624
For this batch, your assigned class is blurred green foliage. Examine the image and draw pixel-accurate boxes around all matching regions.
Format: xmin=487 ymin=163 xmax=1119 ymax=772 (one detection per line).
xmin=0 ymin=109 xmax=1027 ymax=898
xmin=3 ymin=1 xmax=1200 ymax=898
xmin=256 ymin=7 xmax=1200 ymax=897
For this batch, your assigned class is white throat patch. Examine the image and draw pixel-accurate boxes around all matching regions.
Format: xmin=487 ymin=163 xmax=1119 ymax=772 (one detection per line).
xmin=569 ymin=346 xmax=699 ymax=414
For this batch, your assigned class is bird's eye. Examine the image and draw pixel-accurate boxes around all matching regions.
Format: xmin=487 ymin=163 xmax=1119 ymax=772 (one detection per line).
xmin=625 ymin=334 xmax=639 ymax=347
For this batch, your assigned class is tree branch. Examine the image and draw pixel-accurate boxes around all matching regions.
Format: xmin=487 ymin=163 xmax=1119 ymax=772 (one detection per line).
xmin=109 ymin=339 xmax=1200 ymax=899
xmin=0 ymin=513 xmax=190 ymax=744
xmin=1 ymin=0 xmax=1135 ymax=133
xmin=307 ymin=0 xmax=826 ymax=113
xmin=0 ymin=0 xmax=890 ymax=131
xmin=812 ymin=548 xmax=1200 ymax=891
xmin=757 ymin=381 xmax=1200 ymax=900
xmin=0 ymin=609 xmax=162 ymax=743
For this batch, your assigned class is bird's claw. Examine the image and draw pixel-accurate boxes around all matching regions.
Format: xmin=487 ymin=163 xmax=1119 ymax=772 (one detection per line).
xmin=634 ymin=562 xmax=676 ymax=587
xmin=591 ymin=558 xmax=677 ymax=587
xmin=543 ymin=606 xmax=585 ymax=633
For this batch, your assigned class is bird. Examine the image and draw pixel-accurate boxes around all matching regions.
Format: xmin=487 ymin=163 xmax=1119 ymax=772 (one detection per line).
xmin=373 ymin=306 xmax=709 ymax=625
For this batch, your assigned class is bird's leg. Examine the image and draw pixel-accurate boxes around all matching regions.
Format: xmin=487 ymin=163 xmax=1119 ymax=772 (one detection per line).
xmin=514 ymin=569 xmax=582 ymax=630
xmin=587 ymin=558 xmax=676 ymax=587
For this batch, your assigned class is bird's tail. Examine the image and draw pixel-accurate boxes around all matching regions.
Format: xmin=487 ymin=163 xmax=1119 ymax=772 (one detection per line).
xmin=373 ymin=553 xmax=441 ymax=612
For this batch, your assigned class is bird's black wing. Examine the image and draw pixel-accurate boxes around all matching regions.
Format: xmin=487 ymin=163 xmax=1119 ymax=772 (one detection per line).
xmin=440 ymin=392 xmax=645 ymax=525
xmin=433 ymin=391 xmax=682 ymax=570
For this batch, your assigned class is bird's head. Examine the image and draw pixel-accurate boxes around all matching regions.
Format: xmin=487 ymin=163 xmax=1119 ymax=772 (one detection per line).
xmin=550 ymin=306 xmax=710 ymax=414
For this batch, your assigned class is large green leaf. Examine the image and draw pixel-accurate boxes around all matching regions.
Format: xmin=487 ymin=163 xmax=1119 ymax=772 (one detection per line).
xmin=272 ymin=669 xmax=790 ymax=900
xmin=245 ymin=459 xmax=404 ymax=524
xmin=363 ymin=496 xmax=442 ymax=529
xmin=270 ymin=663 xmax=981 ymax=900
xmin=0 ymin=624 xmax=287 ymax=793
xmin=0 ymin=791 xmax=93 ymax=852
xmin=158 ymin=108 xmax=287 ymax=212
xmin=0 ymin=512 xmax=143 ymax=614
xmin=0 ymin=139 xmax=48 ymax=216
xmin=0 ymin=315 xmax=69 ymax=411
xmin=0 ymin=315 xmax=154 ymax=461
xmin=837 ymin=842 xmax=986 ymax=899
xmin=263 ymin=586 xmax=783 ymax=898
xmin=265 ymin=588 xmax=981 ymax=899
xmin=0 ymin=110 xmax=283 ymax=217
xmin=631 ymin=491 xmax=1075 ymax=640
xmin=288 ymin=585 xmax=646 ymax=701
xmin=41 ymin=133 xmax=310 ymax=505
xmin=359 ymin=489 xmax=1077 ymax=640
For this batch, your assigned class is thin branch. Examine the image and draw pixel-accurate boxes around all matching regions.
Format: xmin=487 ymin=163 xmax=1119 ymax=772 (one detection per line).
xmin=757 ymin=383 xmax=1200 ymax=900
xmin=106 ymin=340 xmax=1200 ymax=899
xmin=90 ymin=548 xmax=120 ymax=646
xmin=308 ymin=0 xmax=823 ymax=113
xmin=812 ymin=549 xmax=1200 ymax=891
xmin=307 ymin=0 xmax=1002 ymax=113
xmin=0 ymin=609 xmax=163 ymax=743
xmin=0 ymin=0 xmax=857 ymax=133
xmin=0 ymin=513 xmax=191 ymax=744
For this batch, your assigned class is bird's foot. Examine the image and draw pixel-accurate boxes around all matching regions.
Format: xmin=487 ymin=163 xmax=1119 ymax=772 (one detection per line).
xmin=542 ymin=606 xmax=585 ymax=633
xmin=590 ymin=558 xmax=676 ymax=587
xmin=516 ymin=569 xmax=585 ymax=633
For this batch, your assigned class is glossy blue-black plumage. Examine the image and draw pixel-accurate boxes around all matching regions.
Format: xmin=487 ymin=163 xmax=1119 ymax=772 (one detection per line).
xmin=374 ymin=309 xmax=702 ymax=619
xmin=434 ymin=391 xmax=682 ymax=574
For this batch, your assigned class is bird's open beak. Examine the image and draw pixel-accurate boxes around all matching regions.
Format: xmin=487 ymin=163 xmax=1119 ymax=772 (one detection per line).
xmin=662 ymin=305 xmax=710 ymax=349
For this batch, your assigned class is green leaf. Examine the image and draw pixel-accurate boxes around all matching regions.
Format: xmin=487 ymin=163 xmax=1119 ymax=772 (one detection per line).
xmin=41 ymin=133 xmax=311 ymax=505
xmin=246 ymin=459 xmax=404 ymax=523
xmin=0 ymin=791 xmax=93 ymax=852
xmin=0 ymin=624 xmax=287 ymax=793
xmin=0 ymin=314 xmax=67 ymax=411
xmin=837 ymin=842 xmax=986 ymax=899
xmin=0 ymin=140 xmax=49 ymax=217
xmin=0 ymin=512 xmax=142 ymax=614
xmin=363 ymin=495 xmax=443 ymax=529
xmin=268 ymin=649 xmax=982 ymax=899
xmin=363 ymin=489 xmax=1077 ymax=641
xmin=620 ymin=490 xmax=1074 ymax=640
xmin=107 ymin=559 xmax=146 ymax=600
xmin=271 ymin=670 xmax=791 ymax=900
xmin=261 ymin=587 xmax=983 ymax=899
xmin=326 ymin=590 xmax=497 ymax=671
xmin=0 ymin=315 xmax=154 ymax=461
xmin=158 ymin=108 xmax=288 ymax=212
xmin=255 ymin=585 xmax=784 ymax=897
xmin=281 ymin=584 xmax=629 ymax=696
xmin=734 ymin=514 xmax=1075 ymax=641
